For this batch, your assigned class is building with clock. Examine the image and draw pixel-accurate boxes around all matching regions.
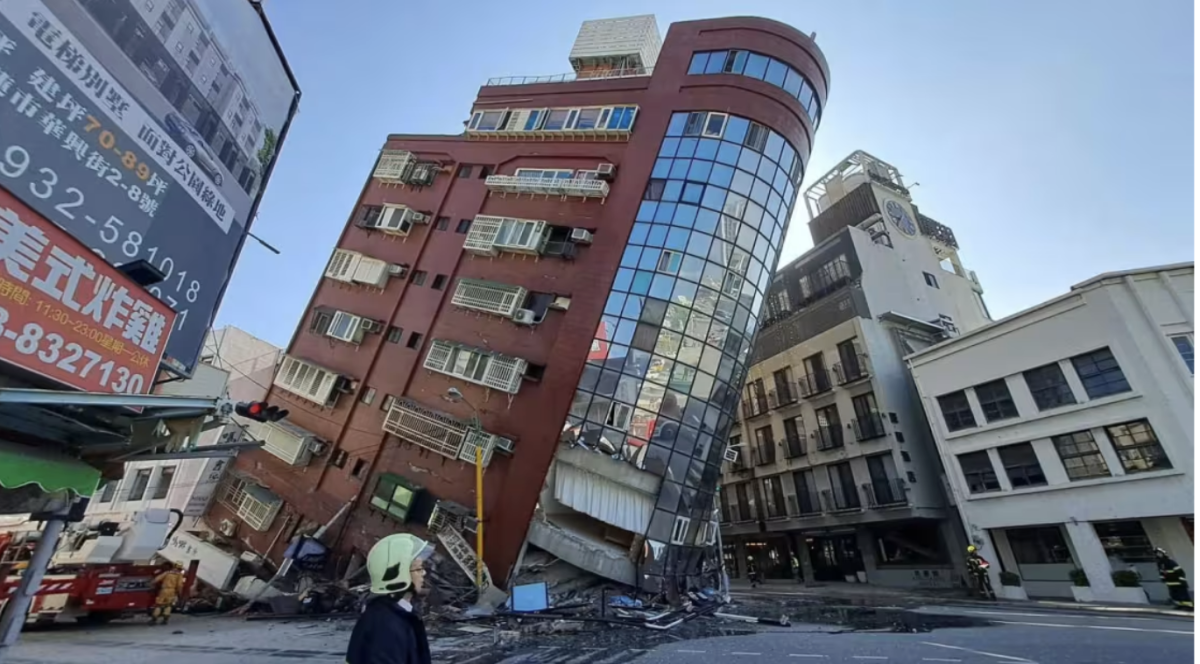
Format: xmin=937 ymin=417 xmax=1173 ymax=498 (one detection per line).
xmin=719 ymin=150 xmax=992 ymax=588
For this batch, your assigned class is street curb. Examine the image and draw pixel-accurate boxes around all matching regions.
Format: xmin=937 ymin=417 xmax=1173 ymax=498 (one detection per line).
xmin=938 ymin=599 xmax=1194 ymax=620
xmin=728 ymin=589 xmax=1193 ymax=621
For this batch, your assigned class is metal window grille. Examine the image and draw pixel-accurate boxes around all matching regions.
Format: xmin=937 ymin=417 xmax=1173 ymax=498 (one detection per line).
xmin=452 ymin=279 xmax=528 ymax=317
xmin=373 ymin=150 xmax=415 ymax=181
xmin=463 ymin=215 xmax=505 ymax=255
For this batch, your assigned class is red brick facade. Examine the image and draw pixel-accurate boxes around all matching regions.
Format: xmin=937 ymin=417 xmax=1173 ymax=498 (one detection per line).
xmin=220 ymin=16 xmax=829 ymax=585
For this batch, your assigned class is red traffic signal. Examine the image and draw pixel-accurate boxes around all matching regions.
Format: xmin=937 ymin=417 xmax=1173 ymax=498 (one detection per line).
xmin=235 ymin=401 xmax=289 ymax=423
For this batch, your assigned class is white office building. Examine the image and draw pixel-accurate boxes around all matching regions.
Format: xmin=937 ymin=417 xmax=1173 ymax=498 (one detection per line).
xmin=719 ymin=151 xmax=991 ymax=588
xmin=908 ymin=263 xmax=1194 ymax=603
xmin=86 ymin=327 xmax=282 ymax=532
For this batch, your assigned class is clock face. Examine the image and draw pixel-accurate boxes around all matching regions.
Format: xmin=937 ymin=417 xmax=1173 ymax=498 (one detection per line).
xmin=885 ymin=199 xmax=917 ymax=236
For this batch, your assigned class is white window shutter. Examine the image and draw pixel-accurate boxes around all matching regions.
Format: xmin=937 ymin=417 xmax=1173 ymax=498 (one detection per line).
xmin=352 ymin=257 xmax=389 ymax=287
xmin=424 ymin=340 xmax=454 ymax=372
xmin=503 ymin=110 xmax=529 ymax=132
xmin=463 ymin=216 xmax=504 ymax=255
xmin=325 ymin=250 xmax=361 ymax=282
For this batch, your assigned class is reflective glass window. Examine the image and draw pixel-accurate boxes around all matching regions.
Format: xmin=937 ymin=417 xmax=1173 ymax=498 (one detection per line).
xmin=764 ymin=58 xmax=788 ymax=86
xmin=744 ymin=53 xmax=769 ymax=79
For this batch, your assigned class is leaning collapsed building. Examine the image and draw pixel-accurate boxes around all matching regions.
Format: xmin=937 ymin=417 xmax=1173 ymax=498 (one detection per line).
xmin=209 ymin=15 xmax=830 ymax=593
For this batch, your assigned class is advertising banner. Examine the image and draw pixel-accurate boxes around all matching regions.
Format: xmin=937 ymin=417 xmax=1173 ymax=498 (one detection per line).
xmin=0 ymin=187 xmax=173 ymax=393
xmin=0 ymin=0 xmax=298 ymax=375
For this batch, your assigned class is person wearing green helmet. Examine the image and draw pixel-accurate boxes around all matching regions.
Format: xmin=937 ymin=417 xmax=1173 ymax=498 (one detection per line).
xmin=346 ymin=534 xmax=435 ymax=664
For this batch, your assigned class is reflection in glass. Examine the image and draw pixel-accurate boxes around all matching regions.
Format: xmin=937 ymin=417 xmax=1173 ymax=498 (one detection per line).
xmin=560 ymin=110 xmax=806 ymax=594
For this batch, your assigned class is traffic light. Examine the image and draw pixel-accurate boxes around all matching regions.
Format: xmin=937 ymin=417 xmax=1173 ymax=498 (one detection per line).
xmin=235 ymin=401 xmax=290 ymax=423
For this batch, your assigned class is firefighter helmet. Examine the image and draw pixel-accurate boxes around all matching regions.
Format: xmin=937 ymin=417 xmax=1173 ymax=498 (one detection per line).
xmin=366 ymin=534 xmax=433 ymax=596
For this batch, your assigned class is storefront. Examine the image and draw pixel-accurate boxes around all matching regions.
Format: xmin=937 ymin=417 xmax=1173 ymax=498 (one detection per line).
xmin=745 ymin=535 xmax=796 ymax=580
xmin=807 ymin=533 xmax=864 ymax=582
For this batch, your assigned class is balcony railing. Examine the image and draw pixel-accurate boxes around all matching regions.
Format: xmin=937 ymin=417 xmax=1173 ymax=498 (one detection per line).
xmin=485 ymin=66 xmax=654 ymax=87
xmin=832 ymin=352 xmax=871 ymax=385
xmin=787 ymin=491 xmax=823 ymax=517
xmin=815 ymin=425 xmax=844 ymax=451
xmin=484 ymin=175 xmax=609 ymax=199
xmin=852 ymin=413 xmax=888 ymax=442
xmin=863 ymin=478 xmax=908 ymax=507
xmin=822 ymin=485 xmax=862 ymax=512
xmin=783 ymin=433 xmax=806 ymax=459
xmin=769 ymin=386 xmax=798 ymax=408
xmin=741 ymin=397 xmax=768 ymax=419
xmin=751 ymin=441 xmax=776 ymax=466
xmin=797 ymin=371 xmax=833 ymax=397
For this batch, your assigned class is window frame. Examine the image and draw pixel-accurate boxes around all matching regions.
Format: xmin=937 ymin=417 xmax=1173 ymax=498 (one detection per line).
xmin=1171 ymin=335 xmax=1194 ymax=374
xmin=957 ymin=450 xmax=1000 ymax=494
xmin=702 ymin=112 xmax=728 ymax=139
xmin=369 ymin=473 xmax=419 ymax=523
xmin=1023 ymin=362 xmax=1077 ymax=410
xmin=670 ymin=516 xmax=691 ymax=544
xmin=937 ymin=390 xmax=977 ymax=432
xmin=997 ymin=442 xmax=1047 ymax=488
xmin=974 ymin=378 xmax=1019 ymax=423
xmin=1071 ymin=347 xmax=1131 ymax=399
xmin=1051 ymin=430 xmax=1111 ymax=480
xmin=1103 ymin=419 xmax=1172 ymax=474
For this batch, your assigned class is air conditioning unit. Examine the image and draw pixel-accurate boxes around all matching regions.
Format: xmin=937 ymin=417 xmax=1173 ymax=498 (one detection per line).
xmin=360 ymin=319 xmax=384 ymax=334
xmin=219 ymin=519 xmax=236 ymax=537
xmin=494 ymin=437 xmax=515 ymax=454
xmin=723 ymin=447 xmax=739 ymax=463
xmin=406 ymin=163 xmax=436 ymax=186
xmin=388 ymin=263 xmax=409 ymax=278
xmin=596 ymin=163 xmax=616 ymax=180
xmin=307 ymin=439 xmax=328 ymax=456
xmin=569 ymin=228 xmax=593 ymax=245
xmin=512 ymin=309 xmax=536 ymax=325
xmin=374 ymin=206 xmax=428 ymax=236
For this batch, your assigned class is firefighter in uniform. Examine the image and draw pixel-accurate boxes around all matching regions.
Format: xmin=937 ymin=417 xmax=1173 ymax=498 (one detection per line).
xmin=1155 ymin=547 xmax=1193 ymax=611
xmin=965 ymin=545 xmax=995 ymax=600
xmin=149 ymin=561 xmax=184 ymax=625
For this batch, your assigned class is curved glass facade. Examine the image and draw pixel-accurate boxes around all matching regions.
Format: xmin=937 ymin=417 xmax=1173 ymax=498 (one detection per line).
xmin=688 ymin=50 xmax=822 ymax=128
xmin=563 ymin=111 xmax=805 ymax=586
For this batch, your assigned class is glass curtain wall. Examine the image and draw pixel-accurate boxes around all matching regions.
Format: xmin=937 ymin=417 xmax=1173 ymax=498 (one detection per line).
xmin=563 ymin=110 xmax=806 ymax=590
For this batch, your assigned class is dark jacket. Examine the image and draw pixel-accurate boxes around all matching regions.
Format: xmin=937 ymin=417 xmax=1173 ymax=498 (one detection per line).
xmin=346 ymin=596 xmax=431 ymax=664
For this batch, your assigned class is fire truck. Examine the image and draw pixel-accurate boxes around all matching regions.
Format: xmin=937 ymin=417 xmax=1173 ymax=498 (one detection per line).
xmin=0 ymin=509 xmax=198 ymax=624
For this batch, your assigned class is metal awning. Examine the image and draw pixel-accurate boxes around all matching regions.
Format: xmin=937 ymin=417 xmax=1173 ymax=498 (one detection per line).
xmin=0 ymin=441 xmax=100 ymax=498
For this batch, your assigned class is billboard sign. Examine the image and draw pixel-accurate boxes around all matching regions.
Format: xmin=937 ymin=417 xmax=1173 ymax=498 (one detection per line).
xmin=0 ymin=186 xmax=174 ymax=393
xmin=0 ymin=0 xmax=299 ymax=375
xmin=182 ymin=455 xmax=228 ymax=516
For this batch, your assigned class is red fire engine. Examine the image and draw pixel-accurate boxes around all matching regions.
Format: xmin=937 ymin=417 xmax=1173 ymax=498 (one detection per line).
xmin=0 ymin=509 xmax=198 ymax=624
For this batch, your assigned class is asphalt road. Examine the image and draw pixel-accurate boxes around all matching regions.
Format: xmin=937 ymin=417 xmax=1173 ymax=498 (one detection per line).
xmin=1 ymin=604 xmax=1192 ymax=664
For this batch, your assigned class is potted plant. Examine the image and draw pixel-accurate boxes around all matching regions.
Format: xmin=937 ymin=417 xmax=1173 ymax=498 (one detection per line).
xmin=1109 ymin=569 xmax=1150 ymax=604
xmin=1069 ymin=568 xmax=1094 ymax=602
xmin=997 ymin=571 xmax=1027 ymax=601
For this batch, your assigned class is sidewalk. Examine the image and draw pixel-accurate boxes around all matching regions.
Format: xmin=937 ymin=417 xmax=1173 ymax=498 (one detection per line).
xmin=726 ymin=579 xmax=1194 ymax=619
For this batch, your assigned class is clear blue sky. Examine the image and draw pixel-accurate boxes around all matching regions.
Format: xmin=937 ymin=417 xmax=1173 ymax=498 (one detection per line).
xmin=215 ymin=0 xmax=1194 ymax=348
